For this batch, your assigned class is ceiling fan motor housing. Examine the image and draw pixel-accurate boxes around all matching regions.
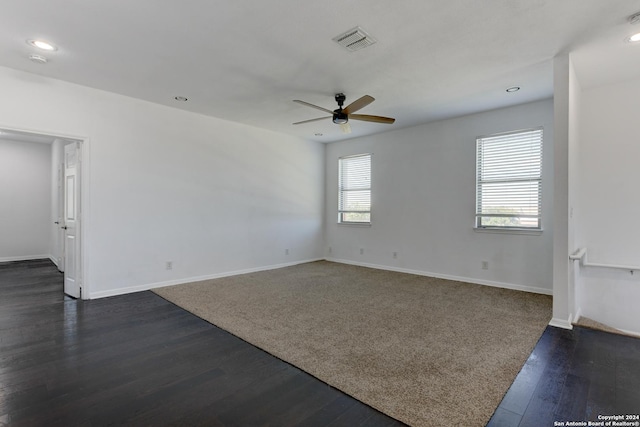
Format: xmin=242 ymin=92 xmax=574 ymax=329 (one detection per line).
xmin=333 ymin=110 xmax=348 ymax=124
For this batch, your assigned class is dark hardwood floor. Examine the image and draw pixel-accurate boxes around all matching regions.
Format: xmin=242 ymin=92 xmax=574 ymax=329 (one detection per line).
xmin=2 ymin=259 xmax=639 ymax=426
xmin=0 ymin=259 xmax=404 ymax=427
xmin=487 ymin=319 xmax=640 ymax=426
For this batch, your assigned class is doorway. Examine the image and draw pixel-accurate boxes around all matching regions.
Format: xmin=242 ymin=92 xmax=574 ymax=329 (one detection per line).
xmin=0 ymin=127 xmax=86 ymax=299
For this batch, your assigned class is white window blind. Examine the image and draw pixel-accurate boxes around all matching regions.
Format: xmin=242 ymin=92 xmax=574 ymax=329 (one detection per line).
xmin=338 ymin=153 xmax=371 ymax=224
xmin=476 ymin=128 xmax=543 ymax=229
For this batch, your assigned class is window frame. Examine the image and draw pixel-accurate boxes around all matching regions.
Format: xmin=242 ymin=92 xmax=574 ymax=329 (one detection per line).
xmin=474 ymin=127 xmax=543 ymax=232
xmin=338 ymin=153 xmax=372 ymax=225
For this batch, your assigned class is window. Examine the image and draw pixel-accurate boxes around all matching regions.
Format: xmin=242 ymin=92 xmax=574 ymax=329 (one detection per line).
xmin=338 ymin=153 xmax=371 ymax=224
xmin=475 ymin=128 xmax=543 ymax=230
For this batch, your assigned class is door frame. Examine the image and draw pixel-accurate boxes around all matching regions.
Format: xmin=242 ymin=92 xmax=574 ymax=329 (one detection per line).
xmin=0 ymin=124 xmax=91 ymax=299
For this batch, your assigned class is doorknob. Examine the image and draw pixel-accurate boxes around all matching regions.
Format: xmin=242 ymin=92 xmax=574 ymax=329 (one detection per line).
xmin=61 ymin=226 xmax=68 ymax=230
xmin=54 ymin=221 xmax=60 ymax=224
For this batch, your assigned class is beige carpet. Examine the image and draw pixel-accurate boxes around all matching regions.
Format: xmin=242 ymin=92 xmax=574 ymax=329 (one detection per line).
xmin=154 ymin=261 xmax=552 ymax=427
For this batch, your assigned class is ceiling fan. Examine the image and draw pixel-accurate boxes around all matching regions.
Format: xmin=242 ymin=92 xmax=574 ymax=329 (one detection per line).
xmin=292 ymin=93 xmax=395 ymax=133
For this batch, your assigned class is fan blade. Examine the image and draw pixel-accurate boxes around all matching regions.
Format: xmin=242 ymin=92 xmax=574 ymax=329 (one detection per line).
xmin=292 ymin=116 xmax=331 ymax=125
xmin=340 ymin=123 xmax=352 ymax=134
xmin=293 ymin=100 xmax=334 ymax=114
xmin=349 ymin=114 xmax=395 ymax=124
xmin=343 ymin=95 xmax=375 ymax=114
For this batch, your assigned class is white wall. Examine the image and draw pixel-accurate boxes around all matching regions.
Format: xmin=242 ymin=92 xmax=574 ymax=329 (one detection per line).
xmin=0 ymin=66 xmax=324 ymax=298
xmin=550 ymin=54 xmax=574 ymax=328
xmin=567 ymin=58 xmax=582 ymax=326
xmin=0 ymin=138 xmax=51 ymax=261
xmin=325 ymin=99 xmax=554 ymax=294
xmin=573 ymin=74 xmax=640 ymax=335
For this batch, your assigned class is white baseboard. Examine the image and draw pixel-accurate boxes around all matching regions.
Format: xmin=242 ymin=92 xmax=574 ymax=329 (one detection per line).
xmin=549 ymin=317 xmax=573 ymax=330
xmin=88 ymin=258 xmax=324 ymax=299
xmin=325 ymin=257 xmax=553 ymax=295
xmin=87 ymin=256 xmax=555 ymax=301
xmin=0 ymin=254 xmax=50 ymax=263
xmin=615 ymin=327 xmax=640 ymax=338
xmin=49 ymin=255 xmax=60 ymax=268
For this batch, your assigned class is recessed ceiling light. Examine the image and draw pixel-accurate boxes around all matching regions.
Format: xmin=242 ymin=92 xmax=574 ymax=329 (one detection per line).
xmin=506 ymin=86 xmax=520 ymax=93
xmin=174 ymin=96 xmax=188 ymax=102
xmin=627 ymin=32 xmax=640 ymax=43
xmin=27 ymin=39 xmax=57 ymax=51
xmin=28 ymin=54 xmax=48 ymax=64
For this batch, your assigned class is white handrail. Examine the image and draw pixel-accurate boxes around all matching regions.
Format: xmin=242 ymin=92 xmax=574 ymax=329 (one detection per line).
xmin=569 ymin=248 xmax=586 ymax=261
xmin=570 ymin=247 xmax=640 ymax=272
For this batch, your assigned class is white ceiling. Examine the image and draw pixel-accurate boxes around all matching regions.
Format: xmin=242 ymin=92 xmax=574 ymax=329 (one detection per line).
xmin=1 ymin=1 xmax=639 ymax=143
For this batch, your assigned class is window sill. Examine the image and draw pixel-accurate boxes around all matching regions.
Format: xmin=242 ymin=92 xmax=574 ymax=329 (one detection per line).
xmin=474 ymin=227 xmax=542 ymax=236
xmin=337 ymin=222 xmax=372 ymax=227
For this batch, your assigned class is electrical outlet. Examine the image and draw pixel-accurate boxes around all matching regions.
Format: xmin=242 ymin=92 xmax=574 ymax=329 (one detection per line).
xmin=481 ymin=261 xmax=489 ymax=270
xmin=393 ymin=252 xmax=398 ymax=259
xmin=166 ymin=261 xmax=173 ymax=270
xmin=360 ymin=248 xmax=364 ymax=255
xmin=285 ymin=248 xmax=289 ymax=255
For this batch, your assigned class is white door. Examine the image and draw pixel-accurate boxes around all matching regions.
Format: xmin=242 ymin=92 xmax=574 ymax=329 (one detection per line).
xmin=63 ymin=142 xmax=81 ymax=298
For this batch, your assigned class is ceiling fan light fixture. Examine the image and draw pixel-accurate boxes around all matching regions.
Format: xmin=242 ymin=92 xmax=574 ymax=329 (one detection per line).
xmin=333 ymin=112 xmax=348 ymax=124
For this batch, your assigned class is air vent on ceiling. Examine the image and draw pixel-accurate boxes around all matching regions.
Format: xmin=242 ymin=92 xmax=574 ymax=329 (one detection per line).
xmin=332 ymin=26 xmax=377 ymax=52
